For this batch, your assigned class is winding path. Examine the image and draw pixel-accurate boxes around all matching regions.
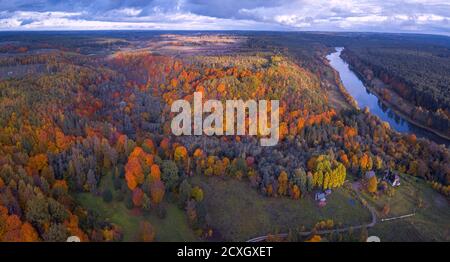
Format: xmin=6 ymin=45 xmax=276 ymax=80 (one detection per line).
xmin=246 ymin=188 xmax=378 ymax=242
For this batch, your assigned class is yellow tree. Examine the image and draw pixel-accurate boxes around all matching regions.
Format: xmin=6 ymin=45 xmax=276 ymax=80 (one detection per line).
xmin=140 ymin=221 xmax=155 ymax=242
xmin=191 ymin=186 xmax=204 ymax=202
xmin=291 ymin=185 xmax=301 ymax=199
xmin=174 ymin=146 xmax=188 ymax=162
xmin=323 ymin=172 xmax=330 ymax=190
xmin=367 ymin=175 xmax=378 ymax=193
xmin=278 ymin=171 xmax=289 ymax=196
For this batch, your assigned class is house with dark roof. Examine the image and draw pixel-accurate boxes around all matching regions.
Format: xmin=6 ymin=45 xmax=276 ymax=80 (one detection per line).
xmin=383 ymin=170 xmax=400 ymax=187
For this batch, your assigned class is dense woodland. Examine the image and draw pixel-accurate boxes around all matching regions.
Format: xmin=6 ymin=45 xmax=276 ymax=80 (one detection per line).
xmin=0 ymin=32 xmax=449 ymax=242
xmin=254 ymin=33 xmax=450 ymax=134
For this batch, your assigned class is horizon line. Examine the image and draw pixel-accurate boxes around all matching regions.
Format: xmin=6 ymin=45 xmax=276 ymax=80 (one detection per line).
xmin=0 ymin=29 xmax=449 ymax=37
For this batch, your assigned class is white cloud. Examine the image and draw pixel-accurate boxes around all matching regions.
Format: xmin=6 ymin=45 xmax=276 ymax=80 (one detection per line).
xmin=0 ymin=10 xmax=283 ymax=30
xmin=113 ymin=8 xmax=142 ymax=17
xmin=0 ymin=0 xmax=449 ymax=34
xmin=237 ymin=0 xmax=450 ymax=34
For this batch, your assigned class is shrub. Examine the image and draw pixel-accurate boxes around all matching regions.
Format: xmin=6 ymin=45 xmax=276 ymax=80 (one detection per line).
xmin=102 ymin=189 xmax=113 ymax=203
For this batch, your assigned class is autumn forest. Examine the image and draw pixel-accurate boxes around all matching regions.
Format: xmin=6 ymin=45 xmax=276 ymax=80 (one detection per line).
xmin=0 ymin=31 xmax=448 ymax=242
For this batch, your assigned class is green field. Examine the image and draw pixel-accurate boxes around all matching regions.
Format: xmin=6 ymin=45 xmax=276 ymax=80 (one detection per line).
xmin=76 ymin=174 xmax=197 ymax=242
xmin=75 ymin=171 xmax=449 ymax=242
xmin=364 ymin=174 xmax=450 ymax=241
xmin=190 ymin=176 xmax=372 ymax=241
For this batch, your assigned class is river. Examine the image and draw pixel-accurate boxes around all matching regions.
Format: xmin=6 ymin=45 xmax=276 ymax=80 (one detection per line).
xmin=327 ymin=47 xmax=449 ymax=146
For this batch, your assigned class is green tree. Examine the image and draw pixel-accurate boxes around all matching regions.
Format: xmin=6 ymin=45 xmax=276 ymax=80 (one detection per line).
xmin=48 ymin=198 xmax=69 ymax=223
xmin=43 ymin=223 xmax=69 ymax=242
xmin=26 ymin=197 xmax=50 ymax=228
xmin=102 ymin=189 xmax=113 ymax=203
xmin=161 ymin=160 xmax=179 ymax=191
xmin=142 ymin=193 xmax=151 ymax=212
xmin=294 ymin=168 xmax=307 ymax=192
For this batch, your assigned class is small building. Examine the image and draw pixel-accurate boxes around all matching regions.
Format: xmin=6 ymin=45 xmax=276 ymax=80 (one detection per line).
xmin=315 ymin=192 xmax=326 ymax=202
xmin=315 ymin=192 xmax=327 ymax=207
xmin=383 ymin=170 xmax=400 ymax=187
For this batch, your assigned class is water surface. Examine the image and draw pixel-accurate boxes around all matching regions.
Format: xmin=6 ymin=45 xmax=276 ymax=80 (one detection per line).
xmin=327 ymin=47 xmax=448 ymax=146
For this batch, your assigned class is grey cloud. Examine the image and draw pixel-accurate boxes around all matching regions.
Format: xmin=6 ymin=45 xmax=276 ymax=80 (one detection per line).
xmin=185 ymin=0 xmax=289 ymax=19
xmin=0 ymin=0 xmax=449 ymax=34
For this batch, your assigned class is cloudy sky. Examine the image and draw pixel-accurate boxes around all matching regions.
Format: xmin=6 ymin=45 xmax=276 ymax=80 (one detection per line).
xmin=0 ymin=0 xmax=449 ymax=34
